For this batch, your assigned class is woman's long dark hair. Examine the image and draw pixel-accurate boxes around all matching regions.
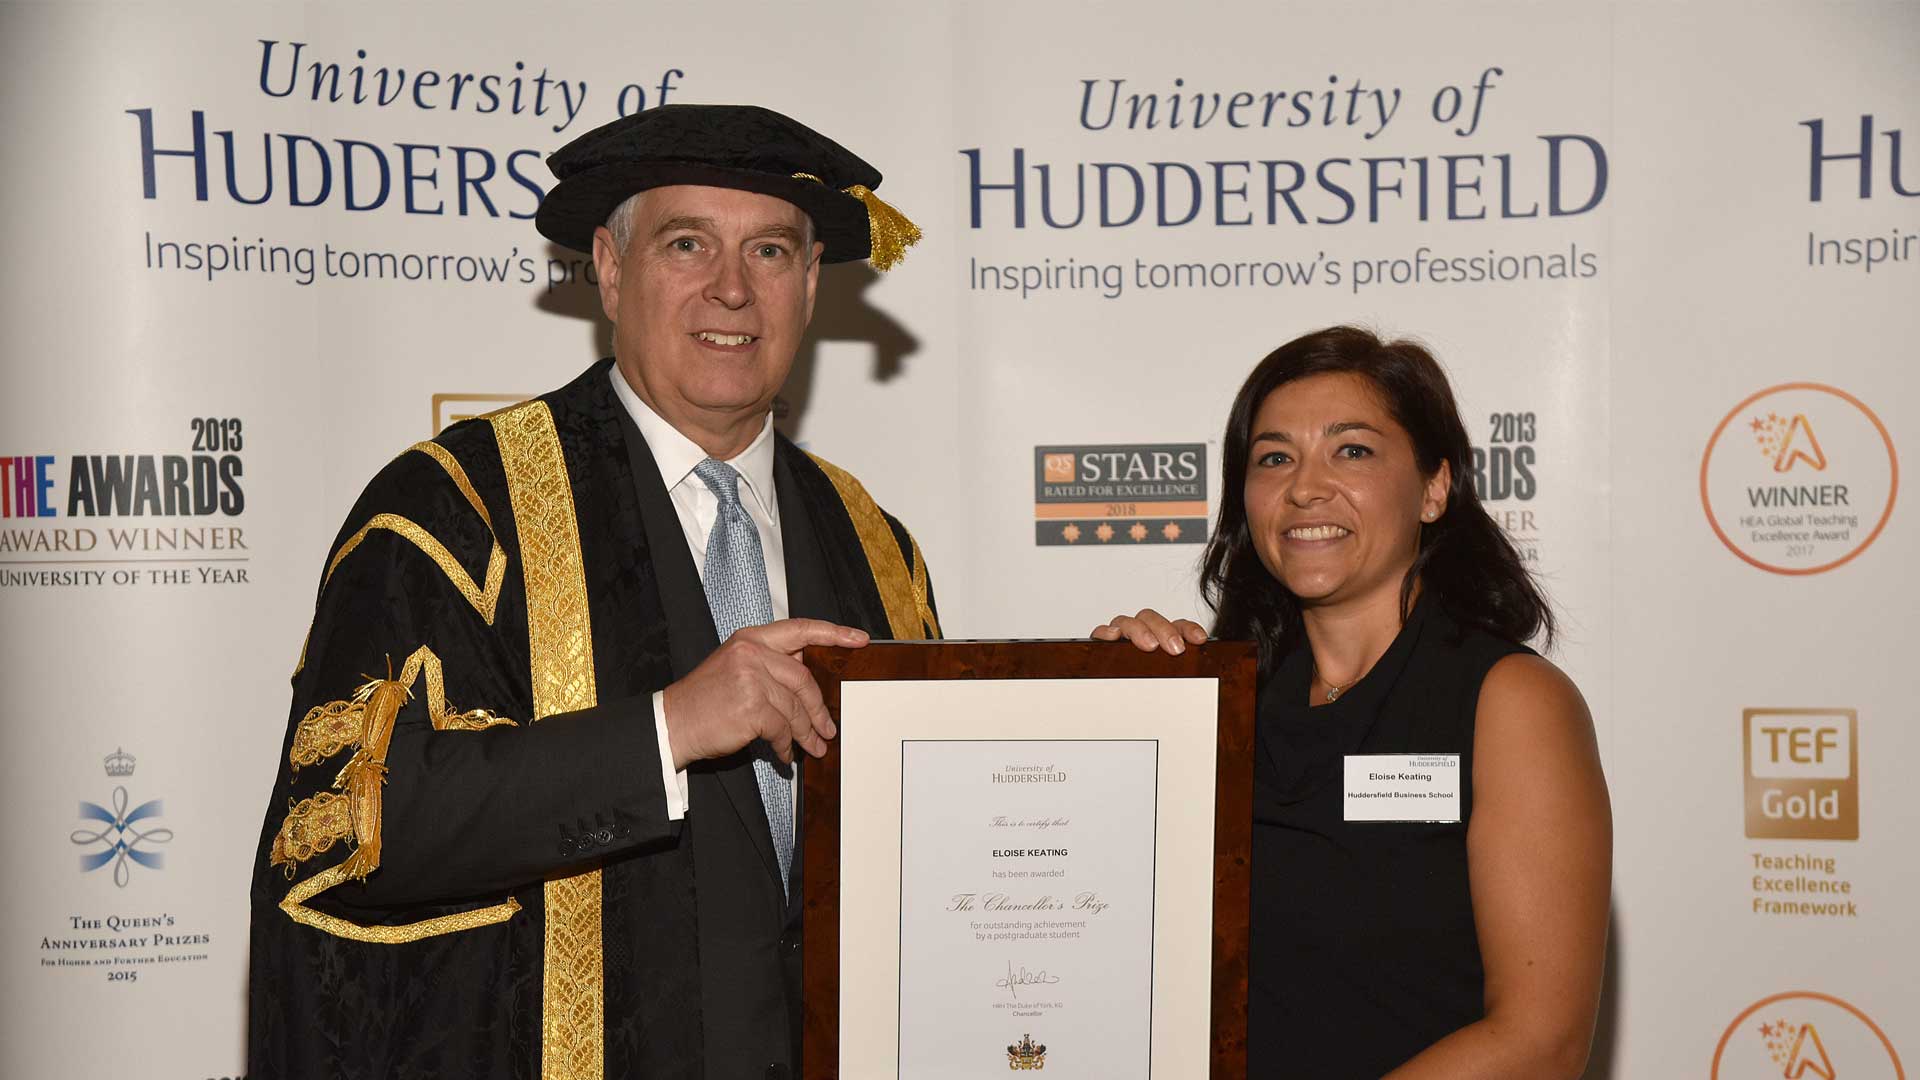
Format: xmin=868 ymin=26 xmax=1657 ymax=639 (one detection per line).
xmin=1200 ymin=326 xmax=1554 ymax=674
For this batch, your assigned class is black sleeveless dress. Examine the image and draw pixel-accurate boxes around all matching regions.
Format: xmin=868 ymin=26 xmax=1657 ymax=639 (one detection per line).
xmin=1246 ymin=599 xmax=1530 ymax=1078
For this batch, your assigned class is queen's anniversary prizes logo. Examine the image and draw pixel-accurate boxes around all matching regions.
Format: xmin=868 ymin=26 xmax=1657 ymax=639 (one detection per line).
xmin=71 ymin=748 xmax=173 ymax=887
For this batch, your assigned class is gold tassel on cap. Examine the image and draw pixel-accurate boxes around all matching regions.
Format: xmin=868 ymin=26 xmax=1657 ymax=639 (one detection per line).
xmin=793 ymin=173 xmax=923 ymax=271
xmin=845 ymin=184 xmax=922 ymax=271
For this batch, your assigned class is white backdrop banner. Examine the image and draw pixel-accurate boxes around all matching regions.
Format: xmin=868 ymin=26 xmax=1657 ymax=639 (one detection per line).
xmin=0 ymin=2 xmax=1911 ymax=1077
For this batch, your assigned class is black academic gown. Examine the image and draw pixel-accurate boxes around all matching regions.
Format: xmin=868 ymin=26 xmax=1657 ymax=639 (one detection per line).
xmin=246 ymin=359 xmax=936 ymax=1080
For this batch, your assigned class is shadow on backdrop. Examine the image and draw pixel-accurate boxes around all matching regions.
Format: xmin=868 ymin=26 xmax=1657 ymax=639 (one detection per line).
xmin=777 ymin=261 xmax=919 ymax=442
xmin=1584 ymin=904 xmax=1622 ymax=1078
xmin=534 ymin=241 xmax=614 ymax=362
xmin=532 ymin=250 xmax=919 ymax=441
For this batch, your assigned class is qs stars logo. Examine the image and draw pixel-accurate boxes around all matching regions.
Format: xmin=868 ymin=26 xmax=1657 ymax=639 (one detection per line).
xmin=1033 ymin=443 xmax=1208 ymax=547
xmin=1713 ymin=992 xmax=1905 ymax=1079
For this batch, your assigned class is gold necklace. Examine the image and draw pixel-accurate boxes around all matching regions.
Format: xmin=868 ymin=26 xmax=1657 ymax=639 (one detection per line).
xmin=1316 ymin=669 xmax=1358 ymax=703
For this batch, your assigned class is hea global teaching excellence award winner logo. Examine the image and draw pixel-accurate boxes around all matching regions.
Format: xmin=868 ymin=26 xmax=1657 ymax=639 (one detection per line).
xmin=1712 ymin=992 xmax=1905 ymax=1079
xmin=1701 ymin=384 xmax=1897 ymax=575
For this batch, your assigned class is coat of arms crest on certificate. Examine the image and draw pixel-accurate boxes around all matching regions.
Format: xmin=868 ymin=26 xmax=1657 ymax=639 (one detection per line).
xmin=1007 ymin=1033 xmax=1047 ymax=1070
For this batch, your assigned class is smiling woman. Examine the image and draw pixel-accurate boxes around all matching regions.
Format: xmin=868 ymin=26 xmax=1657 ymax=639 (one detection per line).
xmin=1205 ymin=326 xmax=1550 ymax=675
xmin=1094 ymin=326 xmax=1611 ymax=1079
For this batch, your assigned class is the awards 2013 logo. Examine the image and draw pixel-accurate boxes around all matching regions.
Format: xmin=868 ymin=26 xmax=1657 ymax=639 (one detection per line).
xmin=1700 ymin=384 xmax=1897 ymax=575
xmin=1712 ymin=991 xmax=1905 ymax=1079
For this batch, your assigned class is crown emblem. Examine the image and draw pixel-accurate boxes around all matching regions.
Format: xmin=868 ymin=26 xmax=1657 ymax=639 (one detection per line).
xmin=103 ymin=748 xmax=136 ymax=778
xmin=1006 ymin=1033 xmax=1047 ymax=1070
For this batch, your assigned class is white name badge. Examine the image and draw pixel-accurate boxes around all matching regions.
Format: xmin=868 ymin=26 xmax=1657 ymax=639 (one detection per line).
xmin=1343 ymin=754 xmax=1462 ymax=823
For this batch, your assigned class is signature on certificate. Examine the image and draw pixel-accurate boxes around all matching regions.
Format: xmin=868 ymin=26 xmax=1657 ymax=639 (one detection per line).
xmin=990 ymin=815 xmax=1071 ymax=830
xmin=995 ymin=959 xmax=1062 ymax=1000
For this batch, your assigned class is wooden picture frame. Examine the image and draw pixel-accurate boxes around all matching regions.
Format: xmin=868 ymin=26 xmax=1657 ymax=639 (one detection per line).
xmin=800 ymin=639 xmax=1256 ymax=1078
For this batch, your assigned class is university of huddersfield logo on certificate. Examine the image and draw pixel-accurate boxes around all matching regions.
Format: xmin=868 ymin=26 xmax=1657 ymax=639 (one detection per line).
xmin=1743 ymin=709 xmax=1857 ymax=841
xmin=1713 ymin=991 xmax=1905 ymax=1079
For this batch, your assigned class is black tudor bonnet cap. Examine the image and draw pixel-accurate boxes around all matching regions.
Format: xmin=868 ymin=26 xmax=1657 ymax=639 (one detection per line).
xmin=534 ymin=103 xmax=921 ymax=269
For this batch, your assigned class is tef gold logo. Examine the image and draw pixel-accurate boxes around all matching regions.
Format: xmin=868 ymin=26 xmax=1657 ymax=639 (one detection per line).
xmin=1744 ymin=709 xmax=1857 ymax=840
xmin=1712 ymin=991 xmax=1904 ymax=1079
xmin=1701 ymin=383 xmax=1898 ymax=575
xmin=431 ymin=393 xmax=528 ymax=435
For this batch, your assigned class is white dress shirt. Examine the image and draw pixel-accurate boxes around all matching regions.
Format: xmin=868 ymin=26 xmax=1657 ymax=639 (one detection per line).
xmin=610 ymin=367 xmax=788 ymax=821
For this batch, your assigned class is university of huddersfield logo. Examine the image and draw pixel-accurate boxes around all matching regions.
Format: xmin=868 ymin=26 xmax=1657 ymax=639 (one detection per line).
xmin=1006 ymin=1033 xmax=1047 ymax=1070
xmin=1713 ymin=991 xmax=1905 ymax=1079
xmin=70 ymin=749 xmax=173 ymax=888
xmin=1744 ymin=709 xmax=1858 ymax=841
xmin=1700 ymin=383 xmax=1898 ymax=575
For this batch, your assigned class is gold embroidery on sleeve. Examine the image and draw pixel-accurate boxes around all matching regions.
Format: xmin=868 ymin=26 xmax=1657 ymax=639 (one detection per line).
xmin=283 ymin=648 xmax=516 ymax=784
xmin=271 ymin=791 xmax=354 ymax=866
xmin=807 ymin=452 xmax=939 ymax=640
xmin=908 ymin=533 xmax=941 ymax=639
xmin=409 ymin=440 xmax=493 ymax=527
xmin=293 ymin=440 xmax=509 ymax=677
xmin=274 ymin=645 xmax=520 ymax=944
xmin=288 ymin=698 xmax=365 ymax=770
xmin=328 ymin=441 xmax=506 ymax=612
xmin=324 ymin=513 xmax=507 ymax=625
xmin=280 ymin=866 xmax=520 ymax=944
xmin=491 ymin=399 xmax=604 ymax=1080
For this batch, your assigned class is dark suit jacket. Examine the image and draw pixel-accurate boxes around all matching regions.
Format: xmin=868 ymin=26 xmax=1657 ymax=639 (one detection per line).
xmin=248 ymin=360 xmax=933 ymax=1079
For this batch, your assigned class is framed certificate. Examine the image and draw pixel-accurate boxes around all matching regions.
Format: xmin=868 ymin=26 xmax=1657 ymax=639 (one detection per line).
xmin=800 ymin=640 xmax=1256 ymax=1079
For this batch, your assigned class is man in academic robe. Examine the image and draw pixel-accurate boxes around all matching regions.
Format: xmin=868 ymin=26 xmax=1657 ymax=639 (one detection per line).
xmin=246 ymin=104 xmax=938 ymax=1080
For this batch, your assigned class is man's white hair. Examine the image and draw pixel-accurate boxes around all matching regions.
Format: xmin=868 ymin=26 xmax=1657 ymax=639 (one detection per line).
xmin=603 ymin=188 xmax=818 ymax=258
xmin=606 ymin=191 xmax=647 ymax=254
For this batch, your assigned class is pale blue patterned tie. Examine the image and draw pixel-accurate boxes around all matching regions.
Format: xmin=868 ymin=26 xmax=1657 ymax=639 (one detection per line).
xmin=691 ymin=457 xmax=794 ymax=896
